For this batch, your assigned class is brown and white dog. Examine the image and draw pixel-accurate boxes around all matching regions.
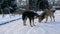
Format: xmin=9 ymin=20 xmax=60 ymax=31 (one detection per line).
xmin=38 ymin=9 xmax=55 ymax=23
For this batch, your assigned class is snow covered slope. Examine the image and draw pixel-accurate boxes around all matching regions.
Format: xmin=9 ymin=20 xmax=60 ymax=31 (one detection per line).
xmin=0 ymin=10 xmax=60 ymax=34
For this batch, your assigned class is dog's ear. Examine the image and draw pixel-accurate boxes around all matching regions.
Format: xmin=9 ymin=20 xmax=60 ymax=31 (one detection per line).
xmin=34 ymin=15 xmax=39 ymax=19
xmin=36 ymin=15 xmax=40 ymax=18
xmin=35 ymin=14 xmax=41 ymax=19
xmin=37 ymin=15 xmax=41 ymax=17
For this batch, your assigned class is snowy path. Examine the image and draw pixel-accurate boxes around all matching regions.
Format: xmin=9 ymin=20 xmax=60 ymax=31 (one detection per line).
xmin=0 ymin=19 xmax=60 ymax=34
xmin=0 ymin=10 xmax=60 ymax=34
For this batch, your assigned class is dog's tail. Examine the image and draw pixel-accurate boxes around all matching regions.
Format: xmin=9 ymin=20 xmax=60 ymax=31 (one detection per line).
xmin=52 ymin=10 xmax=56 ymax=13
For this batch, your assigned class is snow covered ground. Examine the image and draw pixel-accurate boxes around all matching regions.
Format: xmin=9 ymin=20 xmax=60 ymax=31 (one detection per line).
xmin=0 ymin=14 xmax=22 ymax=25
xmin=0 ymin=10 xmax=60 ymax=34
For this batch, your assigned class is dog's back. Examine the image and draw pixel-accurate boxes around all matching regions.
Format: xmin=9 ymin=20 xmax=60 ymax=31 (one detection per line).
xmin=22 ymin=11 xmax=38 ymax=20
xmin=44 ymin=10 xmax=55 ymax=15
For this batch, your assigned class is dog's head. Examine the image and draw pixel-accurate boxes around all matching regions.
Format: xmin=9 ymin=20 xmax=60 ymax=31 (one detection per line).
xmin=34 ymin=13 xmax=39 ymax=18
xmin=37 ymin=15 xmax=42 ymax=22
xmin=34 ymin=15 xmax=42 ymax=22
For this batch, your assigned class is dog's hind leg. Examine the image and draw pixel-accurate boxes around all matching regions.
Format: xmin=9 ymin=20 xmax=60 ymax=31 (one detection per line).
xmin=52 ymin=15 xmax=55 ymax=22
xmin=22 ymin=14 xmax=27 ymax=26
xmin=23 ymin=17 xmax=27 ymax=26
xmin=23 ymin=19 xmax=26 ymax=26
xmin=50 ymin=14 xmax=55 ymax=22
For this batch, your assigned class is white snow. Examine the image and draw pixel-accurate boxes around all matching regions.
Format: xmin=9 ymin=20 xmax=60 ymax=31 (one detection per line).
xmin=0 ymin=10 xmax=60 ymax=34
xmin=0 ymin=14 xmax=22 ymax=24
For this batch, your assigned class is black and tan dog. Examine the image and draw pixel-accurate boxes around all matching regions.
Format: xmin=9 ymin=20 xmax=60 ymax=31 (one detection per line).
xmin=22 ymin=11 xmax=39 ymax=27
xmin=38 ymin=9 xmax=55 ymax=23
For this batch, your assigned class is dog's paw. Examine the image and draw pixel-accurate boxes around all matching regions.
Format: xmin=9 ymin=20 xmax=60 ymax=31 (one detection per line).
xmin=24 ymin=24 xmax=26 ymax=26
xmin=45 ymin=22 xmax=47 ymax=23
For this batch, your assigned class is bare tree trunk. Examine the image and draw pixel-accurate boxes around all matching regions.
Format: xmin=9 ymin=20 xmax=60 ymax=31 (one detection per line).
xmin=1 ymin=9 xmax=4 ymax=17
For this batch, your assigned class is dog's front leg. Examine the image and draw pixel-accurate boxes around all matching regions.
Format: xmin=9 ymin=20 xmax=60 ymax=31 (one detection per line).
xmin=29 ymin=19 xmax=33 ymax=27
xmin=45 ymin=16 xmax=48 ymax=23
xmin=38 ymin=17 xmax=42 ymax=23
xmin=50 ymin=15 xmax=52 ymax=22
xmin=53 ymin=15 xmax=55 ymax=22
xmin=32 ymin=19 xmax=35 ymax=26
